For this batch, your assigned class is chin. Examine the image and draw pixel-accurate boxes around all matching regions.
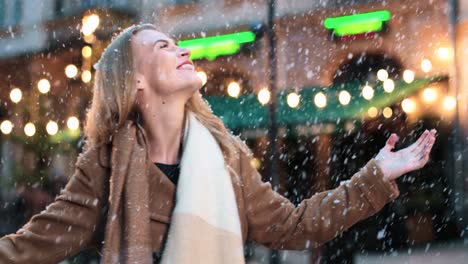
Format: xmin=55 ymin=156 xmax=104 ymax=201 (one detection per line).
xmin=188 ymin=76 xmax=203 ymax=90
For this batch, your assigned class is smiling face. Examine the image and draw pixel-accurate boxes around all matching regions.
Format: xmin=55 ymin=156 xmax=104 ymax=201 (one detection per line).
xmin=131 ymin=29 xmax=202 ymax=102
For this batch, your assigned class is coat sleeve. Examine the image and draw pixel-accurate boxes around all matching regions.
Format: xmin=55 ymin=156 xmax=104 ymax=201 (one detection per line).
xmin=240 ymin=153 xmax=399 ymax=250
xmin=0 ymin=147 xmax=109 ymax=264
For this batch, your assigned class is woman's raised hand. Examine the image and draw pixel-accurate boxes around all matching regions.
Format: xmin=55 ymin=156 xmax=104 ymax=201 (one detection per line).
xmin=374 ymin=129 xmax=437 ymax=181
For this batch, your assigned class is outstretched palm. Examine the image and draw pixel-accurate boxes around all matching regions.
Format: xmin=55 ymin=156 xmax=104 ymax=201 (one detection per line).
xmin=374 ymin=129 xmax=437 ymax=181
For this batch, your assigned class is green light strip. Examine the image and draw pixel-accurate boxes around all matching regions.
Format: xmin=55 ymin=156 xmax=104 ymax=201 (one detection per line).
xmin=324 ymin=10 xmax=391 ymax=30
xmin=334 ymin=21 xmax=383 ymax=36
xmin=178 ymin=31 xmax=256 ymax=60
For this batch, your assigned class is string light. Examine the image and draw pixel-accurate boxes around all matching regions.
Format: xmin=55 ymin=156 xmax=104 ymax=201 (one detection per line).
xmin=227 ymin=81 xmax=241 ymax=98
xmin=421 ymin=59 xmax=432 ymax=73
xmin=422 ymin=87 xmax=438 ymax=103
xmin=443 ymin=96 xmax=456 ymax=111
xmin=83 ymin=34 xmax=96 ymax=44
xmin=403 ymin=70 xmax=415 ymax=83
xmin=377 ymin=69 xmax=388 ymax=81
xmin=314 ymin=92 xmax=327 ymax=108
xmin=24 ymin=122 xmax=36 ymax=137
xmin=287 ymin=92 xmax=300 ymax=108
xmin=338 ymin=90 xmax=351 ymax=105
xmin=82 ymin=14 xmax=100 ymax=36
xmin=10 ymin=88 xmax=22 ymax=103
xmin=401 ymin=98 xmax=416 ymax=113
xmin=368 ymin=107 xmax=378 ymax=118
xmin=65 ymin=64 xmax=79 ymax=78
xmin=383 ymin=79 xmax=395 ymax=93
xmin=46 ymin=121 xmax=59 ymax=135
xmin=67 ymin=116 xmax=80 ymax=130
xmin=38 ymin=78 xmax=51 ymax=94
xmin=82 ymin=46 xmax=92 ymax=58
xmin=257 ymin=88 xmax=271 ymax=105
xmin=436 ymin=47 xmax=449 ymax=60
xmin=383 ymin=107 xmax=393 ymax=118
xmin=81 ymin=70 xmax=92 ymax=83
xmin=0 ymin=120 xmax=13 ymax=134
xmin=362 ymin=85 xmax=374 ymax=100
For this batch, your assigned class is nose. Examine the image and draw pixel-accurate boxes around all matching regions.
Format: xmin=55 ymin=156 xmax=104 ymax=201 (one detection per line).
xmin=179 ymin=47 xmax=191 ymax=58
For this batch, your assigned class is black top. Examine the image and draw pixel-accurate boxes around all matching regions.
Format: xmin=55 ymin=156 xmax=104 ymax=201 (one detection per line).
xmin=154 ymin=162 xmax=180 ymax=185
xmin=153 ymin=162 xmax=180 ymax=263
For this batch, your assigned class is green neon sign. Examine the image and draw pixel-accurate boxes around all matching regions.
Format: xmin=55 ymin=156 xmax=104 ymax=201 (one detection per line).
xmin=178 ymin=31 xmax=256 ymax=60
xmin=324 ymin=10 xmax=391 ymax=36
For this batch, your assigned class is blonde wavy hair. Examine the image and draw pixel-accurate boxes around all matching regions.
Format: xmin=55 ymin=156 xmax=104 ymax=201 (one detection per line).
xmin=84 ymin=24 xmax=249 ymax=162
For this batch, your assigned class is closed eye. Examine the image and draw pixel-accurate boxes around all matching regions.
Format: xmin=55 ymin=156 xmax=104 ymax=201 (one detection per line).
xmin=154 ymin=39 xmax=176 ymax=49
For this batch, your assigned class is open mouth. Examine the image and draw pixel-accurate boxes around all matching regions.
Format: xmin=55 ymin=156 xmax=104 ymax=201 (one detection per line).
xmin=176 ymin=60 xmax=195 ymax=71
xmin=177 ymin=64 xmax=195 ymax=71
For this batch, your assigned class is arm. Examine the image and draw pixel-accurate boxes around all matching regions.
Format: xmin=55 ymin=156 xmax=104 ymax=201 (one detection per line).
xmin=241 ymin=153 xmax=399 ymax=250
xmin=243 ymin=129 xmax=436 ymax=250
xmin=0 ymin=147 xmax=109 ymax=264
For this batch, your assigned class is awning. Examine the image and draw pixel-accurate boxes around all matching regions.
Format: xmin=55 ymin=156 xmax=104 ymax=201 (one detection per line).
xmin=205 ymin=76 xmax=447 ymax=130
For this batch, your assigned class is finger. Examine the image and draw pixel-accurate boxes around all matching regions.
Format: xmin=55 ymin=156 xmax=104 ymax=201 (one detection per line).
xmin=416 ymin=153 xmax=430 ymax=169
xmin=410 ymin=130 xmax=429 ymax=153
xmin=418 ymin=148 xmax=431 ymax=166
xmin=416 ymin=137 xmax=434 ymax=160
xmin=385 ymin=133 xmax=399 ymax=151
xmin=413 ymin=131 xmax=432 ymax=155
xmin=415 ymin=130 xmax=429 ymax=146
xmin=417 ymin=136 xmax=435 ymax=160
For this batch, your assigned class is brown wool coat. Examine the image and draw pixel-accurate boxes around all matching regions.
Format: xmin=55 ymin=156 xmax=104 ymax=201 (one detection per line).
xmin=0 ymin=123 xmax=399 ymax=263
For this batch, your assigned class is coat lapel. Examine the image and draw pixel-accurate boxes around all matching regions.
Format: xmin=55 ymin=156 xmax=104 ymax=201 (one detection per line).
xmin=102 ymin=121 xmax=153 ymax=264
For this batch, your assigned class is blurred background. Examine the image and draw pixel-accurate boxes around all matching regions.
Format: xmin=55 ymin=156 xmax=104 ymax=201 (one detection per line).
xmin=0 ymin=0 xmax=467 ymax=263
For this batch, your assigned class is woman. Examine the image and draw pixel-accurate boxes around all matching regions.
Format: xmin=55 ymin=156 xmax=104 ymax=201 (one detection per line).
xmin=0 ymin=24 xmax=436 ymax=264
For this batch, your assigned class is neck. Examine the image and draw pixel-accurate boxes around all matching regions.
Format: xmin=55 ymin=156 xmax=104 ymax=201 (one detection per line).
xmin=139 ymin=99 xmax=185 ymax=164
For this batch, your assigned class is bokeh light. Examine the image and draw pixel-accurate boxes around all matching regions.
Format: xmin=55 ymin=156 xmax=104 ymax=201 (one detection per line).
xmin=67 ymin=116 xmax=80 ymax=130
xmin=422 ymin=87 xmax=438 ymax=104
xmin=257 ymin=88 xmax=271 ymax=105
xmin=403 ymin=70 xmax=415 ymax=83
xmin=402 ymin=98 xmax=416 ymax=113
xmin=82 ymin=46 xmax=92 ymax=58
xmin=368 ymin=107 xmax=378 ymax=118
xmin=443 ymin=96 xmax=456 ymax=111
xmin=24 ymin=122 xmax=36 ymax=137
xmin=81 ymin=70 xmax=92 ymax=83
xmin=46 ymin=121 xmax=59 ymax=135
xmin=82 ymin=14 xmax=100 ymax=36
xmin=383 ymin=107 xmax=393 ymax=118
xmin=0 ymin=120 xmax=13 ymax=135
xmin=227 ymin=81 xmax=241 ymax=98
xmin=314 ymin=92 xmax=327 ymax=108
xmin=287 ymin=92 xmax=300 ymax=108
xmin=377 ymin=69 xmax=389 ymax=81
xmin=65 ymin=64 xmax=79 ymax=78
xmin=421 ymin=59 xmax=432 ymax=73
xmin=10 ymin=88 xmax=22 ymax=103
xmin=362 ymin=85 xmax=374 ymax=100
xmin=338 ymin=90 xmax=351 ymax=105
xmin=436 ymin=47 xmax=449 ymax=60
xmin=38 ymin=78 xmax=51 ymax=94
xmin=383 ymin=79 xmax=395 ymax=93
